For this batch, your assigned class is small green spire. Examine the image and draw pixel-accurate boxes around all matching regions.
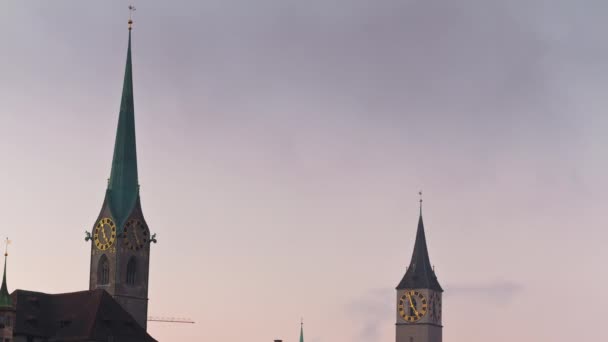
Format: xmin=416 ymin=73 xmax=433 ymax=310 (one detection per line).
xmin=299 ymin=320 xmax=304 ymax=342
xmin=107 ymin=28 xmax=139 ymax=230
xmin=0 ymin=251 xmax=12 ymax=308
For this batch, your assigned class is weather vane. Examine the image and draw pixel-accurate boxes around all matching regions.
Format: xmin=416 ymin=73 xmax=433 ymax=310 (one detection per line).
xmin=128 ymin=5 xmax=136 ymax=30
xmin=4 ymin=238 xmax=11 ymax=257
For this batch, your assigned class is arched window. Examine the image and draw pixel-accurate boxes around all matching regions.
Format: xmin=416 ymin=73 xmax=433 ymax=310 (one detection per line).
xmin=98 ymin=255 xmax=110 ymax=285
xmin=126 ymin=257 xmax=136 ymax=286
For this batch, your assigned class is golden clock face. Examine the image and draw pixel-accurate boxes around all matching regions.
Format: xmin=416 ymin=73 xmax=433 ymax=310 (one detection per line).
xmin=124 ymin=219 xmax=148 ymax=251
xmin=399 ymin=290 xmax=428 ymax=322
xmin=94 ymin=217 xmax=117 ymax=251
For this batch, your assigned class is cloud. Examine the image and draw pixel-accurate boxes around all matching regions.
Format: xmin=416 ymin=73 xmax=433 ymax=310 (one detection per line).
xmin=344 ymin=288 xmax=393 ymax=342
xmin=445 ymin=280 xmax=524 ymax=304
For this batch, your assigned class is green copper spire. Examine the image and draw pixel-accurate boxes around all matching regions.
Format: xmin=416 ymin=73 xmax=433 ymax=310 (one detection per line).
xmin=108 ymin=28 xmax=139 ymax=230
xmin=0 ymin=251 xmax=12 ymax=308
xmin=299 ymin=320 xmax=304 ymax=342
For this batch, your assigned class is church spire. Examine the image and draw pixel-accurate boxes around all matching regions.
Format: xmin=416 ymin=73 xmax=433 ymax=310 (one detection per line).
xmin=396 ymin=196 xmax=442 ymax=291
xmin=299 ymin=319 xmax=304 ymax=342
xmin=107 ymin=22 xmax=139 ymax=229
xmin=0 ymin=239 xmax=12 ymax=308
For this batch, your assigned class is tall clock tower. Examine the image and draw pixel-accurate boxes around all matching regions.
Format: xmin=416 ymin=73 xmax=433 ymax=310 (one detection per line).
xmin=396 ymin=199 xmax=443 ymax=342
xmin=88 ymin=20 xmax=153 ymax=330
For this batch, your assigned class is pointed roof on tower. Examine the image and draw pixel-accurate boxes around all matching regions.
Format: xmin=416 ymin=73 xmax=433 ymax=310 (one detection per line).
xmin=107 ymin=21 xmax=139 ymax=229
xmin=299 ymin=320 xmax=304 ymax=342
xmin=396 ymin=196 xmax=442 ymax=291
xmin=0 ymin=240 xmax=12 ymax=308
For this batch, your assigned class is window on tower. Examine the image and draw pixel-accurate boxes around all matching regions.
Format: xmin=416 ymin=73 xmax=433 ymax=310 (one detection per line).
xmin=98 ymin=255 xmax=110 ymax=285
xmin=126 ymin=257 xmax=137 ymax=285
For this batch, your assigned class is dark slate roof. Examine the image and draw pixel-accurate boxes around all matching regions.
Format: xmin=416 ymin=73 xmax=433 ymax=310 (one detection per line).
xmin=396 ymin=215 xmax=443 ymax=291
xmin=10 ymin=289 xmax=156 ymax=342
xmin=108 ymin=29 xmax=140 ymax=231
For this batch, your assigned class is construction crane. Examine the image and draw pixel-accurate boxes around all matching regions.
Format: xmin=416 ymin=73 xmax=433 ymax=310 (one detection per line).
xmin=147 ymin=316 xmax=195 ymax=324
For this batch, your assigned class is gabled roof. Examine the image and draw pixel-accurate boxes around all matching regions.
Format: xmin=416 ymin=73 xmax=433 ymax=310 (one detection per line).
xmin=107 ymin=29 xmax=140 ymax=231
xmin=396 ymin=215 xmax=443 ymax=291
xmin=11 ymin=289 xmax=156 ymax=341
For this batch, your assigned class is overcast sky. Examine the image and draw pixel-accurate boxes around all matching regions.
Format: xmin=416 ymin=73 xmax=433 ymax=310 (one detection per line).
xmin=1 ymin=1 xmax=608 ymax=341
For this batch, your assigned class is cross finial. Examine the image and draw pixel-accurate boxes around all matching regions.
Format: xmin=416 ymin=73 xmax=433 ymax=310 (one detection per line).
xmin=128 ymin=5 xmax=136 ymax=30
xmin=4 ymin=238 xmax=11 ymax=257
xmin=301 ymin=317 xmax=303 ymax=327
xmin=418 ymin=191 xmax=423 ymax=216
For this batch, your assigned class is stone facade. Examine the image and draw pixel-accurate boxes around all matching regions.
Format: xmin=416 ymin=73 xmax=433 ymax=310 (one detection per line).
xmin=0 ymin=307 xmax=15 ymax=342
xmin=89 ymin=197 xmax=151 ymax=330
xmin=396 ymin=323 xmax=442 ymax=342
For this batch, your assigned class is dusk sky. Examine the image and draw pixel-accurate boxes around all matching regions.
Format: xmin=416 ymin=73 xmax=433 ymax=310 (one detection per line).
xmin=1 ymin=1 xmax=608 ymax=341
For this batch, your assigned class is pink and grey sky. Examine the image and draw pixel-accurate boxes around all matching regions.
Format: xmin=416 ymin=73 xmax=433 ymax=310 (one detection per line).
xmin=1 ymin=1 xmax=607 ymax=341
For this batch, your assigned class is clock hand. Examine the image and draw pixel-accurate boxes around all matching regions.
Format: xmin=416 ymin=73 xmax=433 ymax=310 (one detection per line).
xmin=101 ymin=226 xmax=109 ymax=244
xmin=407 ymin=293 xmax=419 ymax=317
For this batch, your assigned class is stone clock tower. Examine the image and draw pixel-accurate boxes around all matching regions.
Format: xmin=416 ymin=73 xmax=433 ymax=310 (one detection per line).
xmin=396 ymin=200 xmax=443 ymax=342
xmin=88 ymin=20 xmax=154 ymax=331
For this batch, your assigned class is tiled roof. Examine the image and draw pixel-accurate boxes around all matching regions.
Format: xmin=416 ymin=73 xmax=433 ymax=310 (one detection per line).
xmin=11 ymin=289 xmax=156 ymax=341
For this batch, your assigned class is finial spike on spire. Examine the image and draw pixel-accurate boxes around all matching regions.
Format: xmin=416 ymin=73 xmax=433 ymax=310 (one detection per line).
xmin=128 ymin=5 xmax=136 ymax=30
xmin=418 ymin=191 xmax=423 ymax=216
xmin=4 ymin=238 xmax=10 ymax=257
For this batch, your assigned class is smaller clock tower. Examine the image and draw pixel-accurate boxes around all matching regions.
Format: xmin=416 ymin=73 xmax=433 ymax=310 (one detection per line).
xmin=396 ymin=197 xmax=443 ymax=342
